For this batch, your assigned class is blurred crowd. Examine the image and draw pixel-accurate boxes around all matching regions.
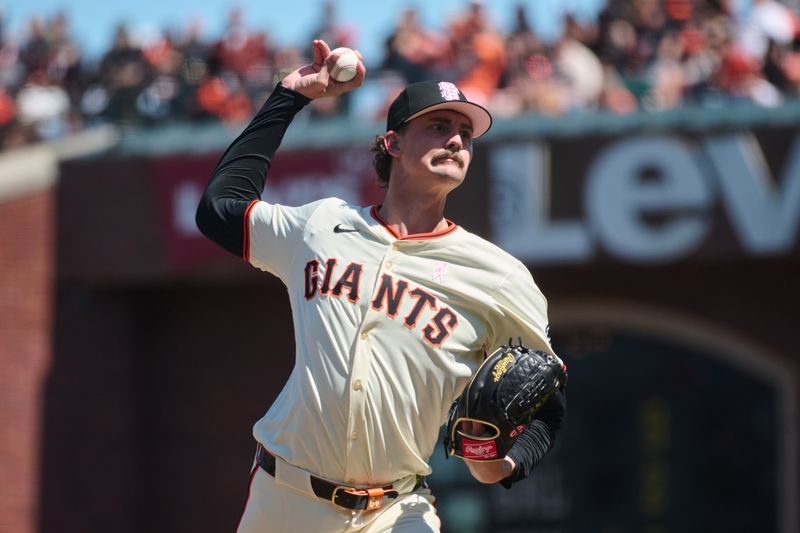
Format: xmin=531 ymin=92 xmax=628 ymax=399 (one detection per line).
xmin=1 ymin=0 xmax=800 ymax=150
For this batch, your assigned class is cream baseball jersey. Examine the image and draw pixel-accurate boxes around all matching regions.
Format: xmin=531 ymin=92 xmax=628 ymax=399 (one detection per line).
xmin=245 ymin=196 xmax=554 ymax=486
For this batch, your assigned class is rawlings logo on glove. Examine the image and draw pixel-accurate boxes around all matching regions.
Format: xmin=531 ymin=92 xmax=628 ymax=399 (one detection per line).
xmin=443 ymin=339 xmax=567 ymax=461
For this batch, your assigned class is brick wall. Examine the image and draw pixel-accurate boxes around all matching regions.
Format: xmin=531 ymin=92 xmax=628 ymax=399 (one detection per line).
xmin=0 ymin=189 xmax=55 ymax=533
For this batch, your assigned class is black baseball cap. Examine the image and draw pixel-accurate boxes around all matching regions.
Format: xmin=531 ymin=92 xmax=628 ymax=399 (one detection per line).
xmin=386 ymin=81 xmax=493 ymax=138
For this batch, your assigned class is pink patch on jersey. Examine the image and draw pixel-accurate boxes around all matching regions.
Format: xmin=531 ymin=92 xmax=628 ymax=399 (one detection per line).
xmin=462 ymin=438 xmax=498 ymax=459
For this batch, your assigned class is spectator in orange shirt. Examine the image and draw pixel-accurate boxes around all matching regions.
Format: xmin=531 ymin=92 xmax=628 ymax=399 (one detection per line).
xmin=450 ymin=2 xmax=506 ymax=106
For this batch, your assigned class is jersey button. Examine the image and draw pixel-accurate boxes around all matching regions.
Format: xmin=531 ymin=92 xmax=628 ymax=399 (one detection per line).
xmin=384 ymin=261 xmax=393 ymax=270
xmin=351 ymin=431 xmax=358 ymax=440
xmin=353 ymin=379 xmax=363 ymax=391
xmin=360 ymin=331 xmax=369 ymax=340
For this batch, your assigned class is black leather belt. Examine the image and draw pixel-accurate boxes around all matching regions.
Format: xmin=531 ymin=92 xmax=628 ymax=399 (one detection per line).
xmin=256 ymin=444 xmax=424 ymax=511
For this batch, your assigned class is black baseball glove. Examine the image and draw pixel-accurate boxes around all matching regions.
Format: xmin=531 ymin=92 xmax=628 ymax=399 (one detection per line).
xmin=443 ymin=340 xmax=567 ymax=461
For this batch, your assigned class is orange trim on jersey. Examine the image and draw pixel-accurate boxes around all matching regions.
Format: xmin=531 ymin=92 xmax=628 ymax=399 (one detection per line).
xmin=370 ymin=205 xmax=458 ymax=241
xmin=243 ymin=200 xmax=260 ymax=262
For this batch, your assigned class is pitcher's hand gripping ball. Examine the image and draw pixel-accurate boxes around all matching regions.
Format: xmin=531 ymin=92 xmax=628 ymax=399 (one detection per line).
xmin=443 ymin=340 xmax=567 ymax=461
xmin=329 ymin=47 xmax=359 ymax=82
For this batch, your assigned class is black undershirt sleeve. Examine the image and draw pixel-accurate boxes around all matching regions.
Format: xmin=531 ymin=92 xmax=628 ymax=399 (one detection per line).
xmin=500 ymin=387 xmax=567 ymax=489
xmin=195 ymin=83 xmax=312 ymax=257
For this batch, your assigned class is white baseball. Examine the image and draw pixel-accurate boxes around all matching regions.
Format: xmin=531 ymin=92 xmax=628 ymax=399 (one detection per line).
xmin=330 ymin=47 xmax=359 ymax=82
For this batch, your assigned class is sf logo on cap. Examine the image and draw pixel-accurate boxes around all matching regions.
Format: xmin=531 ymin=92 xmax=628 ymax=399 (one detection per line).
xmin=438 ymin=82 xmax=461 ymax=101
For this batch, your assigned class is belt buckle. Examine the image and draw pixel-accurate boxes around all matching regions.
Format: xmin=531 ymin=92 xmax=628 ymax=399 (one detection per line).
xmin=331 ymin=485 xmax=385 ymax=511
xmin=330 ymin=485 xmax=349 ymax=506
xmin=331 ymin=486 xmax=364 ymax=508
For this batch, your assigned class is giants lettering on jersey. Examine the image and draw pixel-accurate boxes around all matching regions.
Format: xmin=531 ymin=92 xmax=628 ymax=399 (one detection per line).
xmin=304 ymin=258 xmax=459 ymax=347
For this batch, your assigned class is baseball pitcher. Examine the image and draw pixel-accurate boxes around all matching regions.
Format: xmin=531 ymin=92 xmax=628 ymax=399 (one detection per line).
xmin=196 ymin=39 xmax=566 ymax=533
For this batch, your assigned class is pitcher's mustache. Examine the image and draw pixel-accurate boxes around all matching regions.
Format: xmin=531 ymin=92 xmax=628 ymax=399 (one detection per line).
xmin=432 ymin=151 xmax=464 ymax=167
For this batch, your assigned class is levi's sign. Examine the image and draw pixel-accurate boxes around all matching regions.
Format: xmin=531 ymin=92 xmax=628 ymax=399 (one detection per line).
xmin=489 ymin=134 xmax=800 ymax=263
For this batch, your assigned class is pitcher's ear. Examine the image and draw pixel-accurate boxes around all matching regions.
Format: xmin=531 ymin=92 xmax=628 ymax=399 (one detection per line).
xmin=384 ymin=131 xmax=401 ymax=156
